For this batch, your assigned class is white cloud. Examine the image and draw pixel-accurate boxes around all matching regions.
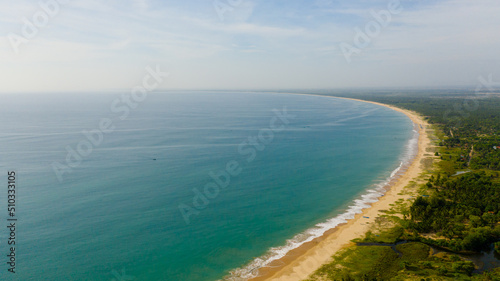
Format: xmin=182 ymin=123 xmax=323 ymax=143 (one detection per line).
xmin=1 ymin=0 xmax=500 ymax=91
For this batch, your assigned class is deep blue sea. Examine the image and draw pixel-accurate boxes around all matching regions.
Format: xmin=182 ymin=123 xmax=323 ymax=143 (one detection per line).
xmin=0 ymin=91 xmax=415 ymax=281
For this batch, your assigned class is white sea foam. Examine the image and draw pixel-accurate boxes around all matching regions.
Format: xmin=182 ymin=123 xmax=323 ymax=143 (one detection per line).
xmin=223 ymin=122 xmax=420 ymax=281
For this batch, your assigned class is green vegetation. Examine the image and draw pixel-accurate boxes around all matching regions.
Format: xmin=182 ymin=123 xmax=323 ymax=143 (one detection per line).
xmin=361 ymin=226 xmax=404 ymax=244
xmin=306 ymin=238 xmax=478 ymax=281
xmin=306 ymin=244 xmax=399 ymax=280
xmin=408 ymin=172 xmax=500 ymax=251
xmin=304 ymin=91 xmax=500 ymax=280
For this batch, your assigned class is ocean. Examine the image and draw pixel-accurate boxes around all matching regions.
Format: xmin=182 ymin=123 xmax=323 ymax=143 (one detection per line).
xmin=0 ymin=91 xmax=416 ymax=281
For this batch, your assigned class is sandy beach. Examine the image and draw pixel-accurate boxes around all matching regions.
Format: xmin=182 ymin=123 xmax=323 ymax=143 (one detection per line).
xmin=249 ymin=96 xmax=432 ymax=281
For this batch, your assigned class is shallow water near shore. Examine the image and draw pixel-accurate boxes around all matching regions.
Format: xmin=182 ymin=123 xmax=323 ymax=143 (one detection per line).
xmin=0 ymin=91 xmax=413 ymax=281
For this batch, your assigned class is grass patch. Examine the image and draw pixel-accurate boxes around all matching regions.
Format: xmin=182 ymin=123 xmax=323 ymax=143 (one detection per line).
xmin=305 ymin=246 xmax=399 ymax=281
xmin=361 ymin=226 xmax=404 ymax=244
xmin=306 ymin=242 xmax=483 ymax=281
xmin=397 ymin=242 xmax=431 ymax=262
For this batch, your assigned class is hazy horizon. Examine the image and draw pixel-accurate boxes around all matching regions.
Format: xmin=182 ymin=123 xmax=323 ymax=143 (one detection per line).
xmin=2 ymin=0 xmax=500 ymax=92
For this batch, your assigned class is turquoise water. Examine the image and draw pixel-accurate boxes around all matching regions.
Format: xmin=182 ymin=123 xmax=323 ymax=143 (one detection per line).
xmin=0 ymin=91 xmax=414 ymax=281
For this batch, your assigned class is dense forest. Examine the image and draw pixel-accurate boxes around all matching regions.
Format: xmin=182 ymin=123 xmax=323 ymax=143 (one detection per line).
xmin=302 ymin=90 xmax=500 ymax=280
xmin=409 ymin=172 xmax=500 ymax=252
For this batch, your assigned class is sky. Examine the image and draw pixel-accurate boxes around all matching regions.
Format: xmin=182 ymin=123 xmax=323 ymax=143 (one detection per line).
xmin=1 ymin=0 xmax=500 ymax=92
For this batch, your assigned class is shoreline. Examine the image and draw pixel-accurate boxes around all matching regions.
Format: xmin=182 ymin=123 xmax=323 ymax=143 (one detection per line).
xmin=246 ymin=96 xmax=432 ymax=281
